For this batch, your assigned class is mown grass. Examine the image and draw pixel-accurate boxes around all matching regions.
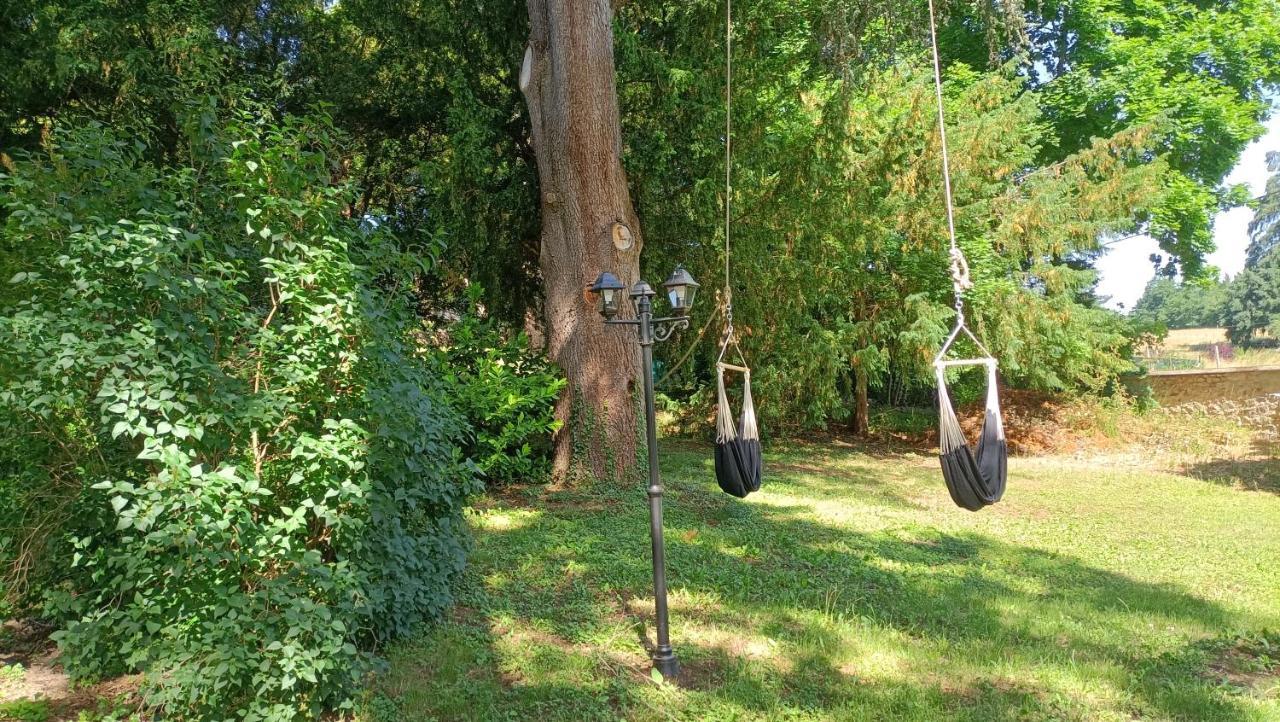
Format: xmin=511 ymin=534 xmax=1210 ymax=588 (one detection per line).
xmin=369 ymin=441 xmax=1280 ymax=721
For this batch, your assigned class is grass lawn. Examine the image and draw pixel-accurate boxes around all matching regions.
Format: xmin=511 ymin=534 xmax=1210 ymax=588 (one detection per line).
xmin=370 ymin=441 xmax=1280 ymax=722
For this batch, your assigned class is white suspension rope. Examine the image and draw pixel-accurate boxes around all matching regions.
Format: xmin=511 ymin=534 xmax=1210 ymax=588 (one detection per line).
xmin=740 ymin=371 xmax=758 ymax=441
xmin=724 ymin=0 xmax=733 ymax=311
xmin=935 ymin=366 xmax=966 ymax=454
xmin=927 ymin=0 xmax=992 ymax=366
xmin=984 ymin=362 xmax=1005 ymax=439
xmin=719 ymin=0 xmax=742 ymax=363
xmin=927 ymin=0 xmax=958 ymax=261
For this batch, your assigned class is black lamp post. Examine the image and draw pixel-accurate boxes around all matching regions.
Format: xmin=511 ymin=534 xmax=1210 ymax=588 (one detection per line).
xmin=589 ymin=264 xmax=699 ymax=679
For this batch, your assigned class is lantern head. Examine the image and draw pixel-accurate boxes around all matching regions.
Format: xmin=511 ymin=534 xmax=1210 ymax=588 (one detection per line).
xmin=590 ymin=272 xmax=626 ymax=319
xmin=662 ymin=265 xmax=699 ymax=316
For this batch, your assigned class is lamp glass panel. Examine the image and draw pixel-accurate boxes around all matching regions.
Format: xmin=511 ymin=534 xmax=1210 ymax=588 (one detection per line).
xmin=683 ymin=284 xmax=697 ymax=309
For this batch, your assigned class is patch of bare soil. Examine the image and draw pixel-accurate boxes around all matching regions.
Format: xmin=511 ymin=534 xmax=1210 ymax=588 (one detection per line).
xmin=1 ymin=619 xmax=141 ymax=720
xmin=917 ymin=388 xmax=1095 ymax=456
xmin=1204 ymin=635 xmax=1280 ymax=697
xmin=1 ymin=619 xmax=66 ymax=704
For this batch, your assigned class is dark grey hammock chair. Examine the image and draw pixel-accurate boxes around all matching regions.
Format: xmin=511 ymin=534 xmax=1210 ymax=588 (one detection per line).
xmin=926 ymin=0 xmax=1006 ymax=512
xmin=935 ymin=356 xmax=1006 ymax=511
xmin=714 ymin=358 xmax=761 ymax=498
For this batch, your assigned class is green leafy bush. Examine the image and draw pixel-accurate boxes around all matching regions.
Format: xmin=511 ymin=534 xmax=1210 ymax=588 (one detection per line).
xmin=0 ymin=105 xmax=477 ymax=719
xmin=0 ymin=699 xmax=52 ymax=722
xmin=433 ymin=291 xmax=564 ymax=485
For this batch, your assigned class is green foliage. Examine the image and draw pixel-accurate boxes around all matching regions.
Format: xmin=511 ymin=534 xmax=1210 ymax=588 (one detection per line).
xmin=433 ymin=289 xmax=565 ymax=485
xmin=0 ymin=663 xmax=24 ymax=684
xmin=1132 ymin=277 xmax=1229 ymax=329
xmin=1222 ymin=152 xmax=1280 ymax=347
xmin=0 ymin=103 xmax=477 ymax=719
xmin=289 ymin=0 xmax=539 ymax=326
xmin=1223 ymin=253 xmax=1280 ymax=347
xmin=621 ymin=12 xmax=1156 ymax=430
xmin=0 ymin=0 xmax=291 ymax=154
xmin=1246 ymin=151 xmax=1280 ymax=267
xmin=0 ymin=699 xmax=51 ymax=722
xmin=1011 ymin=0 xmax=1280 ymax=277
xmin=8 ymin=0 xmax=1271 ymax=442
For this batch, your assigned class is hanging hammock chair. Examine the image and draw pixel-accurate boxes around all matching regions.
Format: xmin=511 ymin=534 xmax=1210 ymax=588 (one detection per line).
xmin=714 ymin=344 xmax=761 ymax=498
xmin=926 ymin=0 xmax=1007 ymax=511
xmin=935 ymin=355 xmax=1007 ymax=511
xmin=711 ymin=0 xmax=762 ymax=499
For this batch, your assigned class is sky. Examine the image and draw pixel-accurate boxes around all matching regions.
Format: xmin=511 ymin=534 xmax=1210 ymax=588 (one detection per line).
xmin=1094 ymin=113 xmax=1280 ymax=311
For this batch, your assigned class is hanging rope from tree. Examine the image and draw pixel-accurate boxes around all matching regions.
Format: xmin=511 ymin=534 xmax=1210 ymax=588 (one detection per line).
xmin=713 ymin=0 xmax=762 ymax=499
xmin=927 ymin=0 xmax=1007 ymax=511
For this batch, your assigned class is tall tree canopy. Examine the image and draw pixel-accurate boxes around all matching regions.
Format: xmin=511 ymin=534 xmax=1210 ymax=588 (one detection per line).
xmin=1246 ymin=150 xmax=1280 ymax=267
xmin=6 ymin=0 xmax=1277 ymax=446
xmin=620 ymin=1 xmax=1160 ymax=432
xmin=1224 ymin=150 xmax=1280 ymax=345
xmin=1002 ymin=0 xmax=1280 ymax=277
xmin=1131 ymin=277 xmax=1230 ymax=330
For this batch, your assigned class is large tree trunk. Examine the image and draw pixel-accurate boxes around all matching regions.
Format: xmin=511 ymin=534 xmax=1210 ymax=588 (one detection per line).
xmin=521 ymin=0 xmax=642 ymax=482
xmin=853 ymin=365 xmax=870 ymax=437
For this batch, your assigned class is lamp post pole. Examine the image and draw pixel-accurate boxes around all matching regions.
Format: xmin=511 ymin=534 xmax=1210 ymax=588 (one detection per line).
xmin=591 ymin=267 xmax=697 ymax=680
xmin=634 ymin=292 xmax=678 ymax=678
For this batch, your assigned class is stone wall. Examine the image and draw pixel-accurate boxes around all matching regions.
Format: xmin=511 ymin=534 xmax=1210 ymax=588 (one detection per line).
xmin=1159 ymin=395 xmax=1280 ymax=442
xmin=1140 ymin=366 xmax=1280 ymax=405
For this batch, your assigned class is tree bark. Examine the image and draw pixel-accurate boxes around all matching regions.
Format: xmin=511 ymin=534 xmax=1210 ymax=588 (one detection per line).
xmin=853 ymin=365 xmax=870 ymax=437
xmin=521 ymin=0 xmax=642 ymax=481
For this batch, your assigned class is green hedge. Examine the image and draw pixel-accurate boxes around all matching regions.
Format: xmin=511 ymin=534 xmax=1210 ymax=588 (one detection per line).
xmin=0 ymin=105 xmax=478 ymax=719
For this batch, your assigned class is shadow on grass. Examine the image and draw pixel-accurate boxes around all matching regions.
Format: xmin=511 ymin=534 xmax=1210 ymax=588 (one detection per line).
xmin=374 ymin=445 xmax=1268 ymax=722
xmin=1183 ymin=439 xmax=1280 ymax=495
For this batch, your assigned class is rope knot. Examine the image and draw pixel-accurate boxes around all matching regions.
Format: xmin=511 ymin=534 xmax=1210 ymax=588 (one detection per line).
xmin=949 ymin=246 xmax=973 ymax=293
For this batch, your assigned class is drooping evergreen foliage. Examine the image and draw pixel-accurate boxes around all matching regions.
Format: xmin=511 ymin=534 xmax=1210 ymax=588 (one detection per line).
xmin=1246 ymin=151 xmax=1280 ymax=268
xmin=271 ymin=0 xmax=540 ymax=326
xmin=618 ymin=2 xmax=1163 ymax=431
xmin=1222 ymin=253 xmax=1280 ymax=346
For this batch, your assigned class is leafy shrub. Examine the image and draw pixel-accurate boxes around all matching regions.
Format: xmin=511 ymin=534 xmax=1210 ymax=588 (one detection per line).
xmin=433 ymin=290 xmax=564 ymax=485
xmin=0 ymin=699 xmax=52 ymax=722
xmin=0 ymin=105 xmax=477 ymax=719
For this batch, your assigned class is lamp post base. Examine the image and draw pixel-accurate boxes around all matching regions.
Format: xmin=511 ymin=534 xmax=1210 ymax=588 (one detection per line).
xmin=652 ymin=649 xmax=679 ymax=680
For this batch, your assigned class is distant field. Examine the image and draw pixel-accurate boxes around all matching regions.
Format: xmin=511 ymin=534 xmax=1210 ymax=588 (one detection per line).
xmin=1144 ymin=328 xmax=1280 ymax=370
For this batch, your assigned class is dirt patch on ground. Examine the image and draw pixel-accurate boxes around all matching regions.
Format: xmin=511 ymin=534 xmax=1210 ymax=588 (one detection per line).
xmin=1 ymin=619 xmax=141 ymax=720
xmin=1 ymin=620 xmax=67 ymax=704
xmin=1202 ymin=633 xmax=1280 ymax=697
xmin=913 ymin=388 xmax=1098 ymax=456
